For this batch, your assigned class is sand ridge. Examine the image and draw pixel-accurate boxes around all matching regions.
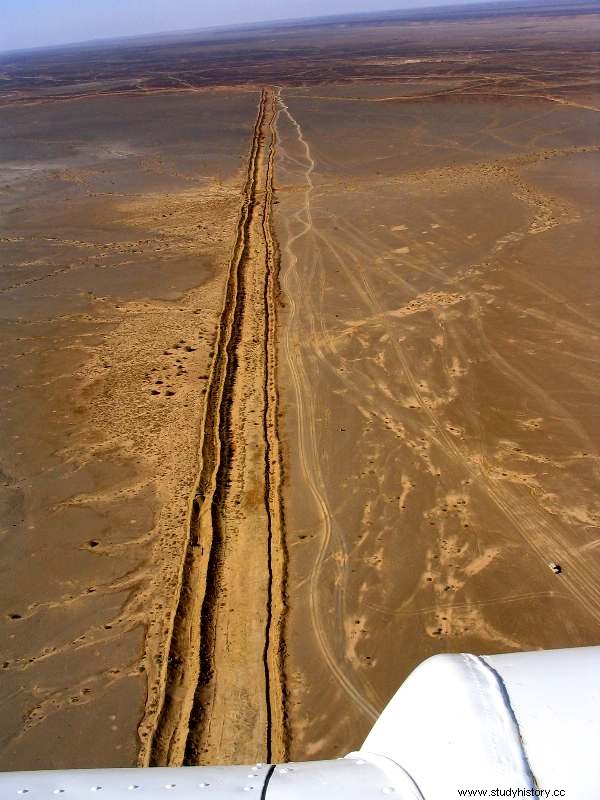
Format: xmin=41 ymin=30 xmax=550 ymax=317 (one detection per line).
xmin=145 ymin=88 xmax=288 ymax=767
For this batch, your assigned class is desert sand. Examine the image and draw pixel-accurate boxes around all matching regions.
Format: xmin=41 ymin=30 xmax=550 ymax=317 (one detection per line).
xmin=0 ymin=0 xmax=598 ymax=770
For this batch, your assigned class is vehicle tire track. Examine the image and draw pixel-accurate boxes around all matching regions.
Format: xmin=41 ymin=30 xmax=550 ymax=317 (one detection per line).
xmin=278 ymin=98 xmax=379 ymax=723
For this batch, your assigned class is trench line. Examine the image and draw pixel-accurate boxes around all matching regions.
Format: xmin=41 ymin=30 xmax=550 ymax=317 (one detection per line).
xmin=145 ymin=88 xmax=286 ymax=766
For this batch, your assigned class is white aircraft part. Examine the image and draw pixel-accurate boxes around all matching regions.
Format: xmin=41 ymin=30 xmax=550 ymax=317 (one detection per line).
xmin=362 ymin=651 xmax=536 ymax=795
xmin=1 ymin=646 xmax=599 ymax=798
xmin=484 ymin=647 xmax=600 ymax=797
xmin=0 ymin=759 xmax=420 ymax=799
xmin=266 ymin=755 xmax=423 ymax=799
xmin=0 ymin=764 xmax=271 ymax=798
xmin=362 ymin=644 xmax=600 ymax=799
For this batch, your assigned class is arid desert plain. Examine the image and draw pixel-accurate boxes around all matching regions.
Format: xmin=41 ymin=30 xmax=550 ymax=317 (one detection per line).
xmin=0 ymin=0 xmax=599 ymax=770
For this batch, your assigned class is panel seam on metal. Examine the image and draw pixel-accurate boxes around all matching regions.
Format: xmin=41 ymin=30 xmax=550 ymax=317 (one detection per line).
xmin=261 ymin=764 xmax=276 ymax=800
xmin=475 ymin=654 xmax=540 ymax=789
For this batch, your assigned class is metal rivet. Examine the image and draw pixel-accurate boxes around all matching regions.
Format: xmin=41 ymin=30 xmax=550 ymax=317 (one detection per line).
xmin=383 ymin=788 xmax=396 ymax=795
xmin=165 ymin=786 xmax=176 ymax=791
xmin=354 ymin=759 xmax=366 ymax=766
xmin=127 ymin=787 xmax=140 ymax=792
xmin=248 ymin=774 xmax=258 ymax=778
xmin=198 ymin=783 xmax=210 ymax=789
xmin=243 ymin=788 xmax=254 ymax=793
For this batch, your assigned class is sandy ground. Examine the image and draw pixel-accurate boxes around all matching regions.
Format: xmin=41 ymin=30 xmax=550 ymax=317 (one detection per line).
xmin=0 ymin=90 xmax=258 ymax=768
xmin=275 ymin=85 xmax=600 ymax=758
xmin=0 ymin=0 xmax=599 ymax=773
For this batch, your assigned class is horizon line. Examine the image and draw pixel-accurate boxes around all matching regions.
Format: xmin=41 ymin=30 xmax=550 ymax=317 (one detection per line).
xmin=1 ymin=0 xmax=587 ymax=57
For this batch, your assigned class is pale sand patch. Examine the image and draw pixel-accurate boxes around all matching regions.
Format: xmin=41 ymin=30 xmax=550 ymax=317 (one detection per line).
xmin=389 ymin=291 xmax=465 ymax=318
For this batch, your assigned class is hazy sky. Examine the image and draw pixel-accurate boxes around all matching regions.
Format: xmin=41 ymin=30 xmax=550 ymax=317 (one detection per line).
xmin=1 ymin=0 xmax=501 ymax=52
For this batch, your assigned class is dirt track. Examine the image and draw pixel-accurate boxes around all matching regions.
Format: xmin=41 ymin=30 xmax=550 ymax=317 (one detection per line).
xmin=274 ymin=84 xmax=600 ymax=756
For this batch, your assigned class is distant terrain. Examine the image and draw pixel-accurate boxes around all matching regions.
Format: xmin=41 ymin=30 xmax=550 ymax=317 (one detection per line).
xmin=0 ymin=0 xmax=599 ymax=770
